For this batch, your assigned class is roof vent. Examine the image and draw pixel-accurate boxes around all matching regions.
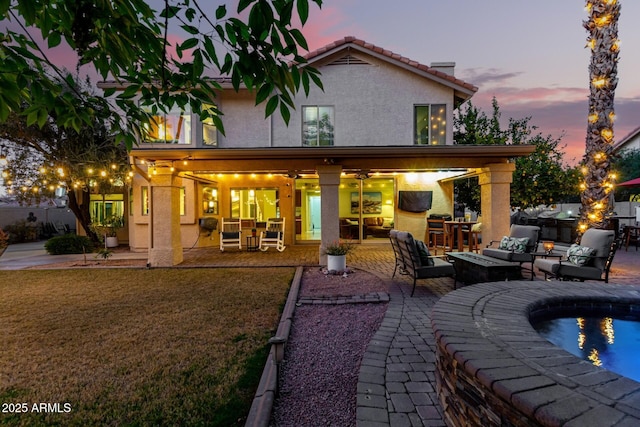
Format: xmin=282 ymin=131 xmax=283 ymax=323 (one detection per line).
xmin=328 ymin=54 xmax=370 ymax=66
xmin=430 ymin=62 xmax=455 ymax=76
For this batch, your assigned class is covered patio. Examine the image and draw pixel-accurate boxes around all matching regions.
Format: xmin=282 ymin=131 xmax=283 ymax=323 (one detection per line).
xmin=131 ymin=144 xmax=534 ymax=266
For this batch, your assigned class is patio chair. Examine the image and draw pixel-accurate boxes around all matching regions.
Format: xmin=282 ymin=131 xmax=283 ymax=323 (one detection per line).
xmin=219 ymin=218 xmax=242 ymax=251
xmin=482 ymin=224 xmax=540 ymax=279
xmin=425 ymin=216 xmax=450 ymax=255
xmin=534 ymin=228 xmax=617 ymax=283
xmin=259 ymin=217 xmax=286 ymax=252
xmin=622 ymin=225 xmax=639 ymax=251
xmin=393 ymin=230 xmax=456 ymax=296
xmin=389 ymin=229 xmax=407 ymax=278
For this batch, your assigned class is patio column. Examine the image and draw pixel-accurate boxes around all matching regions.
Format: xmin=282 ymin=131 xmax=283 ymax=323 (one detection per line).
xmin=478 ymin=162 xmax=516 ymax=245
xmin=148 ymin=164 xmax=183 ymax=266
xmin=317 ymin=165 xmax=342 ymax=265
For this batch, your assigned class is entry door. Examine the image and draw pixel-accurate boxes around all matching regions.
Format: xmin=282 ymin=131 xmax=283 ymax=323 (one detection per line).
xmin=309 ymin=196 xmax=321 ymax=236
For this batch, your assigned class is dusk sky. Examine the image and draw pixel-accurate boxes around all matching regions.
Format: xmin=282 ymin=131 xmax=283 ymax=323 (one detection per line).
xmin=24 ymin=1 xmax=640 ymax=165
xmin=298 ymin=0 xmax=640 ymax=165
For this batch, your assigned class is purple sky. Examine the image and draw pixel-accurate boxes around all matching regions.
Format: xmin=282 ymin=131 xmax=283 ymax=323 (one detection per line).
xmin=26 ymin=1 xmax=640 ymax=166
xmin=300 ymin=0 xmax=640 ymax=165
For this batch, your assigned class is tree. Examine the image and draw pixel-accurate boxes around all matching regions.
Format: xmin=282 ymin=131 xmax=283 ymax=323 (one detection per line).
xmin=453 ymin=98 xmax=580 ymax=212
xmin=612 ymin=149 xmax=640 ymax=201
xmin=511 ymin=135 xmax=581 ymax=209
xmin=0 ymin=0 xmax=324 ymax=149
xmin=0 ymin=74 xmax=129 ymax=243
xmin=579 ymin=1 xmax=620 ymax=232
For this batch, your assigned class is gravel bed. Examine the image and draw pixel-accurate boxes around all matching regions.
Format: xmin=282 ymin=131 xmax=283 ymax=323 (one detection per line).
xmin=270 ymin=268 xmax=389 ymax=426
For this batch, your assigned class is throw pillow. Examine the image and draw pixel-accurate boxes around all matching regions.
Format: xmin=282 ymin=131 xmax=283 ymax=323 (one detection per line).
xmin=567 ymin=244 xmax=595 ymax=266
xmin=471 ymin=223 xmax=482 ymax=232
xmin=498 ymin=236 xmax=529 ymax=253
xmin=415 ymin=240 xmax=434 ymax=266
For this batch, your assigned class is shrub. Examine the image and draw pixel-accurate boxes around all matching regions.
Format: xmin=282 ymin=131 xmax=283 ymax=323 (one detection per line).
xmin=44 ymin=234 xmax=95 ymax=255
xmin=4 ymin=220 xmax=39 ymax=243
xmin=0 ymin=228 xmax=8 ymax=252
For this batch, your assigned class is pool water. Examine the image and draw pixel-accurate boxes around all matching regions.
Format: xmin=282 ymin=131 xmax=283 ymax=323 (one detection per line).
xmin=534 ymin=316 xmax=640 ymax=383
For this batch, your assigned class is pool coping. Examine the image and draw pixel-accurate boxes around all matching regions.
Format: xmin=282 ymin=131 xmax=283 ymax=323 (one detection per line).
xmin=432 ymin=280 xmax=640 ymax=426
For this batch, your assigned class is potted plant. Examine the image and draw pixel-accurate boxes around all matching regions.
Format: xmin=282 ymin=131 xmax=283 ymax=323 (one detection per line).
xmin=94 ymin=215 xmax=124 ymax=248
xmin=323 ymin=240 xmax=355 ymax=272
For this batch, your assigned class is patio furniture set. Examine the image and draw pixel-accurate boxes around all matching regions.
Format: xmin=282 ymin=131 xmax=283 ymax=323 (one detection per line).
xmin=219 ymin=217 xmax=286 ymax=252
xmin=389 ymin=222 xmax=619 ymax=296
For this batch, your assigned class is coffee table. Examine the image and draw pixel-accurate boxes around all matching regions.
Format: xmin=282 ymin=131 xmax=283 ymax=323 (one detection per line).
xmin=446 ymin=252 xmax=522 ymax=285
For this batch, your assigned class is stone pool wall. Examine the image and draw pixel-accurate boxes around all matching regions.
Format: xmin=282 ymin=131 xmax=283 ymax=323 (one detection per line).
xmin=431 ymin=280 xmax=640 ymax=426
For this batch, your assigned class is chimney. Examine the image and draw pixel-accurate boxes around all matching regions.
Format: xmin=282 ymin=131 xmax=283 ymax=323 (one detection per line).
xmin=430 ymin=62 xmax=455 ymax=76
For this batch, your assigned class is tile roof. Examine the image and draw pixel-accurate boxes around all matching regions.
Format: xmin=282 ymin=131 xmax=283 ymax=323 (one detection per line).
xmin=613 ymin=125 xmax=640 ymax=152
xmin=304 ymin=36 xmax=478 ymax=94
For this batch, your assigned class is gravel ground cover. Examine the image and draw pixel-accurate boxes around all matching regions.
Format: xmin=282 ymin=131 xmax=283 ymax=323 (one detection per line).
xmin=271 ymin=268 xmax=389 ymax=426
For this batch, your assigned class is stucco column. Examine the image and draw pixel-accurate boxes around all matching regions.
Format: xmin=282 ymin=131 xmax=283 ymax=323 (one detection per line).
xmin=148 ymin=166 xmax=183 ymax=266
xmin=317 ymin=165 xmax=342 ymax=265
xmin=478 ymin=162 xmax=516 ymax=245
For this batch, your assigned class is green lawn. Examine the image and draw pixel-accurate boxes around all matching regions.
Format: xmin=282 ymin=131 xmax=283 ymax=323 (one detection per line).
xmin=0 ymin=268 xmax=293 ymax=426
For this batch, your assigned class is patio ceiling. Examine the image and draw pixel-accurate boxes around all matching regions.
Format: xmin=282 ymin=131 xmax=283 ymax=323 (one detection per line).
xmin=130 ymin=145 xmax=535 ymax=175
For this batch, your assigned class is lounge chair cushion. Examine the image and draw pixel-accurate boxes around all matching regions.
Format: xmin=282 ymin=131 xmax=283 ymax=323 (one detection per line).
xmin=415 ymin=240 xmax=434 ymax=266
xmin=578 ymin=229 xmax=614 ymax=271
xmin=498 ymin=236 xmax=529 ymax=253
xmin=567 ymin=244 xmax=595 ymax=266
xmin=222 ymin=232 xmax=240 ymax=239
xmin=534 ymin=258 xmax=604 ymax=281
xmin=265 ymin=231 xmax=281 ymax=239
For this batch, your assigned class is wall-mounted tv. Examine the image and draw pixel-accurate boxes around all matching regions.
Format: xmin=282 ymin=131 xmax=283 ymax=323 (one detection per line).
xmin=398 ymin=191 xmax=433 ymax=213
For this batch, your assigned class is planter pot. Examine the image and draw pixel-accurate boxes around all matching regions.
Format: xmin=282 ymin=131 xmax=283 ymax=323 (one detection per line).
xmin=105 ymin=236 xmax=119 ymax=248
xmin=327 ymin=254 xmax=346 ymax=272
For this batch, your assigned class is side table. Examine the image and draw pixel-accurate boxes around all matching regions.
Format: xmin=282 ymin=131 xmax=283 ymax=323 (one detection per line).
xmin=246 ymin=236 xmax=259 ymax=252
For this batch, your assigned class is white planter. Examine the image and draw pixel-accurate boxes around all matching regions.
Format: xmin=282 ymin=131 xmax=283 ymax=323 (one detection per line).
xmin=327 ymin=254 xmax=346 ymax=272
xmin=105 ymin=236 xmax=119 ymax=248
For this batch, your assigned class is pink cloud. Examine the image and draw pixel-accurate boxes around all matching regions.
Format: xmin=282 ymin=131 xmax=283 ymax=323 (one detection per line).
xmin=299 ymin=6 xmax=362 ymax=52
xmin=469 ymin=86 xmax=640 ymax=166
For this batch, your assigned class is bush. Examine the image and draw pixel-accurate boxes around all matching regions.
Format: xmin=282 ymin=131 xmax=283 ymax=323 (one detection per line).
xmin=44 ymin=234 xmax=95 ymax=255
xmin=0 ymin=228 xmax=8 ymax=252
xmin=4 ymin=220 xmax=39 ymax=243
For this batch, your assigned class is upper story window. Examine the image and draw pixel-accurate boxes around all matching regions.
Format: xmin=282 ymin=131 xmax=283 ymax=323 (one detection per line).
xmin=142 ymin=104 xmax=191 ymax=144
xmin=414 ymin=104 xmax=446 ymax=145
xmin=202 ymin=104 xmax=218 ymax=146
xmin=302 ymin=106 xmax=334 ymax=146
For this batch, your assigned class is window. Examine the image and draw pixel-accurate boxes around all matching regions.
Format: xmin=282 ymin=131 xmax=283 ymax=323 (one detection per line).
xmin=179 ymin=187 xmax=186 ymax=216
xmin=230 ymin=188 xmax=279 ymax=221
xmin=202 ymin=104 xmax=218 ymax=146
xmin=142 ymin=104 xmax=191 ymax=144
xmin=202 ymin=186 xmax=218 ymax=215
xmin=90 ymin=193 xmax=125 ymax=224
xmin=302 ymin=106 xmax=334 ymax=146
xmin=414 ymin=104 xmax=446 ymax=145
xmin=141 ymin=187 xmax=149 ymax=216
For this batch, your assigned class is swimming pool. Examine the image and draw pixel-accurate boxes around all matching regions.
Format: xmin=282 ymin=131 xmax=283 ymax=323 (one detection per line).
xmin=533 ymin=315 xmax=640 ymax=382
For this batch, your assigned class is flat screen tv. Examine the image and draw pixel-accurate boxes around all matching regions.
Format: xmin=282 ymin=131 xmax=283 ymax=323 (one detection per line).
xmin=398 ymin=191 xmax=433 ymax=213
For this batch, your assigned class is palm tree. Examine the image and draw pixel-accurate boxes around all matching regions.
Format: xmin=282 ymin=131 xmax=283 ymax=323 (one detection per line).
xmin=579 ymin=1 xmax=620 ymax=233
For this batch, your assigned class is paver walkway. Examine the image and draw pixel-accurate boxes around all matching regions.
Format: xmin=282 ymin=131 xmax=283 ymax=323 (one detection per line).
xmin=2 ymin=241 xmax=639 ymax=426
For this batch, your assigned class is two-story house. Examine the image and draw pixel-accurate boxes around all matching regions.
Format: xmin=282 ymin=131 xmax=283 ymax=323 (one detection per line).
xmin=99 ymin=37 xmax=534 ymax=266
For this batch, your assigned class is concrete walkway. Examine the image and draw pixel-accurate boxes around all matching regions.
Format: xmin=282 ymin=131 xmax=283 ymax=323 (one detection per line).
xmin=1 ymin=241 xmax=639 ymax=426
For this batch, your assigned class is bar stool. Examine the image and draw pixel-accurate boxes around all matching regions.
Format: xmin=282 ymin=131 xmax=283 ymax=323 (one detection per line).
xmin=463 ymin=221 xmax=482 ymax=253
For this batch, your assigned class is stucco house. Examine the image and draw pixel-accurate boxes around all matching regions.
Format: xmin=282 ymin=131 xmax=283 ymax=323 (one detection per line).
xmin=98 ymin=36 xmax=534 ymax=266
xmin=613 ymin=125 xmax=640 ymax=154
